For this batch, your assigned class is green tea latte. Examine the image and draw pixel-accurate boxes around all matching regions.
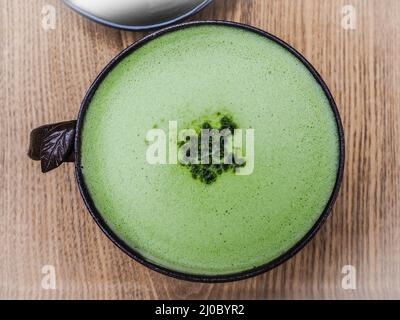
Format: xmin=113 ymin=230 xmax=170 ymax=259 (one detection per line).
xmin=81 ymin=25 xmax=340 ymax=275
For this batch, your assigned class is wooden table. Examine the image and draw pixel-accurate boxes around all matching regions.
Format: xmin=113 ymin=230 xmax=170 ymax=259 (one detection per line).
xmin=1 ymin=0 xmax=399 ymax=300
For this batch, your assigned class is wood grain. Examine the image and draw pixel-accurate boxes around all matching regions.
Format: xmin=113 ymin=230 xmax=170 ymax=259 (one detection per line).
xmin=1 ymin=0 xmax=399 ymax=299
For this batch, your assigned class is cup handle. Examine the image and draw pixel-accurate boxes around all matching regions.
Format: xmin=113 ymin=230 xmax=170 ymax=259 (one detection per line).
xmin=28 ymin=120 xmax=77 ymax=173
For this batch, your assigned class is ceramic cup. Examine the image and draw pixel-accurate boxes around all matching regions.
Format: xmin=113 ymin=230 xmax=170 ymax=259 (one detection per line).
xmin=28 ymin=21 xmax=345 ymax=282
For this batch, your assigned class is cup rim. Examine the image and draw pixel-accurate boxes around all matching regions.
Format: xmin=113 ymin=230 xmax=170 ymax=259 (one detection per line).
xmin=62 ymin=0 xmax=214 ymax=31
xmin=74 ymin=20 xmax=345 ymax=283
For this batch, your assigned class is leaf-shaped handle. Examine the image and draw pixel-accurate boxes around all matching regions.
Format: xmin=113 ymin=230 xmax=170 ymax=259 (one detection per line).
xmin=28 ymin=121 xmax=77 ymax=173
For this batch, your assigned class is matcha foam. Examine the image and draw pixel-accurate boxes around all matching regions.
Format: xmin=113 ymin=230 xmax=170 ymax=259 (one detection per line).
xmin=81 ymin=25 xmax=340 ymax=275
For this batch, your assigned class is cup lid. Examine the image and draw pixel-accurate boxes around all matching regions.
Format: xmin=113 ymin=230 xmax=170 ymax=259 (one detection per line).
xmin=63 ymin=0 xmax=213 ymax=31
